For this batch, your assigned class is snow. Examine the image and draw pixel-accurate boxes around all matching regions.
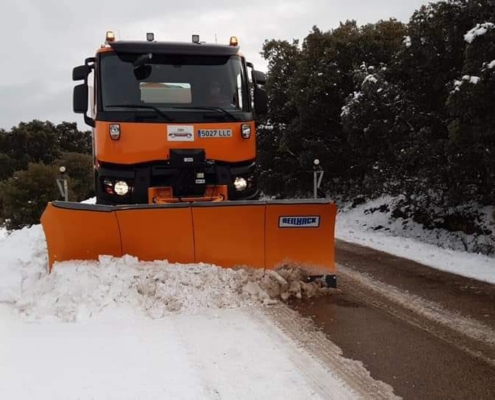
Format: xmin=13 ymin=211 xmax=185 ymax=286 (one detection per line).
xmin=0 ymin=225 xmax=47 ymax=303
xmin=2 ymin=302 xmax=370 ymax=399
xmin=80 ymin=196 xmax=96 ymax=204
xmin=14 ymin=255 xmax=305 ymax=322
xmin=336 ymin=196 xmax=495 ymax=285
xmin=488 ymin=60 xmax=495 ymax=69
xmin=452 ymin=75 xmax=481 ymax=92
xmin=341 ymin=91 xmax=362 ymax=117
xmin=463 ymin=75 xmax=481 ymax=84
xmin=363 ymin=74 xmax=378 ymax=84
xmin=2 ymin=192 xmax=494 ymax=397
xmin=403 ymin=36 xmax=412 ymax=47
xmin=0 ymin=219 xmax=385 ymax=399
xmin=464 ymin=22 xmax=494 ymax=44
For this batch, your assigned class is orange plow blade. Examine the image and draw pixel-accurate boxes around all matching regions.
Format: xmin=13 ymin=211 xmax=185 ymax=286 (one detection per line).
xmin=41 ymin=203 xmax=123 ymax=267
xmin=41 ymin=199 xmax=337 ymax=278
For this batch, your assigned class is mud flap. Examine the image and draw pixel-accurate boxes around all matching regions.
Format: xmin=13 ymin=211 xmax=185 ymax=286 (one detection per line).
xmin=41 ymin=200 xmax=336 ymax=274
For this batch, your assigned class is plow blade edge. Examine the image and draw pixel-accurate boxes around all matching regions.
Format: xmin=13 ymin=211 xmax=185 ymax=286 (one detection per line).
xmin=41 ymin=200 xmax=337 ymax=274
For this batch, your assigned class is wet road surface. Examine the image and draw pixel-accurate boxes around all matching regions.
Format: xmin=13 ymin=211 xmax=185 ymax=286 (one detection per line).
xmin=291 ymin=240 xmax=495 ymax=400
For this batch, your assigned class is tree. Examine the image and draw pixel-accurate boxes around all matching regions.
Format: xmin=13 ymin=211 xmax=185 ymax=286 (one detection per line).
xmin=341 ymin=65 xmax=420 ymax=197
xmin=258 ymin=20 xmax=406 ymax=198
xmin=3 ymin=120 xmax=61 ymax=170
xmin=0 ymin=163 xmax=60 ymax=230
xmin=446 ymin=20 xmax=495 ymax=205
xmin=257 ymin=38 xmax=302 ymax=196
xmin=56 ymin=122 xmax=92 ymax=154
xmin=0 ymin=153 xmax=15 ymax=181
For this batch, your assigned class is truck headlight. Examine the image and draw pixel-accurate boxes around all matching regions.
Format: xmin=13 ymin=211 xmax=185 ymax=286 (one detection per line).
xmin=114 ymin=181 xmax=129 ymax=196
xmin=241 ymin=124 xmax=251 ymax=139
xmin=234 ymin=177 xmax=247 ymax=191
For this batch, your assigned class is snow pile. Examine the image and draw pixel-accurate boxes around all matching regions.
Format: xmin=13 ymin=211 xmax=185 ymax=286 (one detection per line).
xmin=14 ymin=256 xmax=331 ymax=322
xmin=336 ymin=196 xmax=495 ymax=284
xmin=0 ymin=225 xmax=47 ymax=303
xmin=488 ymin=60 xmax=495 ymax=69
xmin=464 ymin=22 xmax=494 ymax=43
xmin=0 ymin=222 xmax=331 ymax=322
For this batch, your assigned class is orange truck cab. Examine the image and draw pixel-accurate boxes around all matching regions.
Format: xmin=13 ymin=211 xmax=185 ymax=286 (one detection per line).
xmin=72 ymin=32 xmax=268 ymax=205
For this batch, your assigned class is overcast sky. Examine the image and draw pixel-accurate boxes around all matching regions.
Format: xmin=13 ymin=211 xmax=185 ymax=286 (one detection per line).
xmin=0 ymin=0 xmax=434 ymax=131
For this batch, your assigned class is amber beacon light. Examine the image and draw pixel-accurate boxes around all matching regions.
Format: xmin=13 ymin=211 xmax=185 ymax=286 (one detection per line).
xmin=106 ymin=31 xmax=115 ymax=43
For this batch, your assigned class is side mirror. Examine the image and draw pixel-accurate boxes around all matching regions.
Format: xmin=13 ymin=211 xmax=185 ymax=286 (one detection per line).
xmin=253 ymin=87 xmax=268 ymax=116
xmin=73 ymin=83 xmax=94 ymax=127
xmin=73 ymin=65 xmax=90 ymax=81
xmin=252 ymin=70 xmax=266 ymax=85
xmin=73 ymin=84 xmax=88 ymax=114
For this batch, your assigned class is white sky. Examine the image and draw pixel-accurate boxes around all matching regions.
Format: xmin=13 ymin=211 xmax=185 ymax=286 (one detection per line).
xmin=0 ymin=0 xmax=434 ymax=130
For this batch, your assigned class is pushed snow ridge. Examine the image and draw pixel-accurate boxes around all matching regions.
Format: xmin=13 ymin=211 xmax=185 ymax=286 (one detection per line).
xmin=0 ymin=224 xmax=332 ymax=322
xmin=16 ymin=255 xmax=333 ymax=322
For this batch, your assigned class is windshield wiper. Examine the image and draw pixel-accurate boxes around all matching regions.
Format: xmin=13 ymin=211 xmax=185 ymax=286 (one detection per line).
xmin=106 ymin=104 xmax=174 ymax=122
xmin=171 ymin=106 xmax=238 ymax=121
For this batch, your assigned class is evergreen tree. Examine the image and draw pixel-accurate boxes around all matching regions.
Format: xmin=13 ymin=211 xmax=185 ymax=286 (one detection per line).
xmin=56 ymin=122 xmax=92 ymax=155
xmin=1 ymin=120 xmax=61 ymax=172
xmin=446 ymin=18 xmax=495 ymax=205
xmin=0 ymin=163 xmax=60 ymax=230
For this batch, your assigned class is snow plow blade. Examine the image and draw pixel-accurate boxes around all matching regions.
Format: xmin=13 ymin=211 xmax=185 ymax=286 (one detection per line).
xmin=41 ymin=199 xmax=337 ymax=275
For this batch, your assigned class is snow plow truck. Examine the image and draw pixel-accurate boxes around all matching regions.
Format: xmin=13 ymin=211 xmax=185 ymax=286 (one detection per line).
xmin=40 ymin=31 xmax=337 ymax=285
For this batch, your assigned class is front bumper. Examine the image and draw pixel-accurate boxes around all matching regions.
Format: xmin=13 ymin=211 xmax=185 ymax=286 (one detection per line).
xmin=95 ymin=160 xmax=258 ymax=205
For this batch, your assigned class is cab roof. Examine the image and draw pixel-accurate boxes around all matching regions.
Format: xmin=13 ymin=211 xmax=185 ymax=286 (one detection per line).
xmin=97 ymin=40 xmax=241 ymax=57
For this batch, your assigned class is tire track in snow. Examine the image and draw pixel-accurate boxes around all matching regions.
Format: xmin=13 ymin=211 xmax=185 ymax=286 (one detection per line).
xmin=337 ymin=264 xmax=495 ymax=367
xmin=252 ymin=305 xmax=400 ymax=400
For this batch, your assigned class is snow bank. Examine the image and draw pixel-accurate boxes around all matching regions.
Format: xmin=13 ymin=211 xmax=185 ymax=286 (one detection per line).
xmin=0 ymin=225 xmax=47 ymax=303
xmin=336 ymin=197 xmax=495 ymax=284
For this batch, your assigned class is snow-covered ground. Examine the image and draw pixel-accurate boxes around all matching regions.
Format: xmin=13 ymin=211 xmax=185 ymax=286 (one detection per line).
xmin=336 ymin=196 xmax=495 ymax=284
xmin=0 ymin=222 xmax=397 ymax=399
xmin=2 ymin=302 xmax=371 ymax=400
xmin=1 ymin=193 xmax=494 ymax=398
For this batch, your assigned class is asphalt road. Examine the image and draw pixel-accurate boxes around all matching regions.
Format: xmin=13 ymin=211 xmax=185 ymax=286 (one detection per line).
xmin=291 ymin=240 xmax=495 ymax=400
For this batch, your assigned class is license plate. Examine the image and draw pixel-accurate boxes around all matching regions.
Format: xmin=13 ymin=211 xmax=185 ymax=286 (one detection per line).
xmin=198 ymin=129 xmax=232 ymax=138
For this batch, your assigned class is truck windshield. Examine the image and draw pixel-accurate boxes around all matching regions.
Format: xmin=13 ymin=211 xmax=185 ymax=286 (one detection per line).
xmin=99 ymin=52 xmax=250 ymax=118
